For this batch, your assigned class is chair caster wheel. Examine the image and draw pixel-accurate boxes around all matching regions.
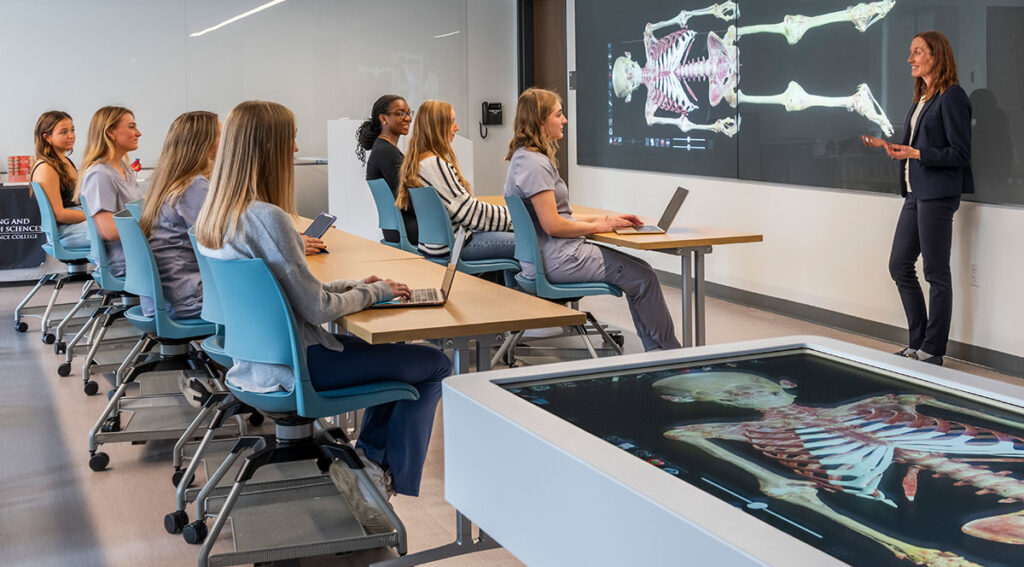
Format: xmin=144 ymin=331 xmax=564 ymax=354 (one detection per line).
xmin=15 ymin=321 xmax=28 ymax=333
xmin=247 ymin=412 xmax=265 ymax=427
xmin=84 ymin=380 xmax=99 ymax=396
xmin=101 ymin=415 xmax=120 ymax=433
xmin=57 ymin=363 xmax=72 ymax=377
xmin=164 ymin=510 xmax=189 ymax=534
xmin=611 ymin=335 xmax=625 ymax=347
xmin=316 ymin=457 xmax=332 ymax=473
xmin=183 ymin=520 xmax=208 ymax=544
xmin=89 ymin=452 xmax=109 ymax=471
xmin=172 ymin=469 xmax=193 ymax=488
xmin=42 ymin=332 xmax=56 ymax=345
xmin=54 ymin=341 xmax=67 ymax=355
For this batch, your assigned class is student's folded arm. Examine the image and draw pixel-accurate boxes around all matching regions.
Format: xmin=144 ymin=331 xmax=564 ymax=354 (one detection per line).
xmin=529 ymin=191 xmax=601 ymax=238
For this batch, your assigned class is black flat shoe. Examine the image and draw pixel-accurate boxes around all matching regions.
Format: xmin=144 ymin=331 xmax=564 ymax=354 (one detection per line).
xmin=919 ymin=355 xmax=943 ymax=366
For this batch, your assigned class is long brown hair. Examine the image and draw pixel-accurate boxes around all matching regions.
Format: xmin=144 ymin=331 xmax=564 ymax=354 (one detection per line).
xmin=396 ymin=100 xmax=469 ymax=210
xmin=196 ymin=101 xmax=296 ymax=249
xmin=505 ymin=88 xmax=562 ymax=166
xmin=913 ymin=30 xmax=958 ymax=101
xmin=139 ymin=111 xmax=219 ymax=236
xmin=77 ymin=106 xmax=134 ymax=193
xmin=33 ymin=111 xmax=77 ymax=194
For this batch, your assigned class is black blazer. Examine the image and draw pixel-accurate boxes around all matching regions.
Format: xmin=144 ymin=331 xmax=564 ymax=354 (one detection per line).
xmin=899 ymin=84 xmax=974 ymax=199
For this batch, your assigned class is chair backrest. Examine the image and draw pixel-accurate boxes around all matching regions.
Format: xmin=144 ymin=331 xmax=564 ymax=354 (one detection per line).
xmin=367 ymin=179 xmax=417 ymax=254
xmin=187 ymin=226 xmax=222 ymax=325
xmin=78 ymin=193 xmax=124 ymax=290
xmin=113 ymin=209 xmax=163 ymax=304
xmin=204 ymin=256 xmax=419 ymax=417
xmin=408 ymin=186 xmax=454 ymax=264
xmin=31 ymin=181 xmax=86 ymax=259
xmin=505 ymin=194 xmax=552 ymax=295
xmin=125 ymin=198 xmax=144 ymax=219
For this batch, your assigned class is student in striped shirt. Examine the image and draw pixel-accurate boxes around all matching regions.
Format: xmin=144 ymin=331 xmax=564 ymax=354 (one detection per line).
xmin=396 ymin=100 xmax=515 ymax=262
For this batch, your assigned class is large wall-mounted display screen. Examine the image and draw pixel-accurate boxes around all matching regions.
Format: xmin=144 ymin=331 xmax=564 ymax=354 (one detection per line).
xmin=575 ymin=0 xmax=1024 ymax=206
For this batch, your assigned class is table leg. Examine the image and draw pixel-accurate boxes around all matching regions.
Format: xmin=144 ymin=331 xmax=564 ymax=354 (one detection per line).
xmin=369 ymin=511 xmax=501 ymax=567
xmin=679 ymin=251 xmax=694 ymax=348
xmin=694 ymin=247 xmax=708 ymax=346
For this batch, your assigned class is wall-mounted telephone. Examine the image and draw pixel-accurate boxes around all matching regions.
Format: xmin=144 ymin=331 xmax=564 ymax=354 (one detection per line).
xmin=479 ymin=101 xmax=502 ymax=138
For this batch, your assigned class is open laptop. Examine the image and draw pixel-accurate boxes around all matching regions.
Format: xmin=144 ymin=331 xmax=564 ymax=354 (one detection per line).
xmin=370 ymin=228 xmax=467 ymax=308
xmin=614 ymin=186 xmax=689 ymax=235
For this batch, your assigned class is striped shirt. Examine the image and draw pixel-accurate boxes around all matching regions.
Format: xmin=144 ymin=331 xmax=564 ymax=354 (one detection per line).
xmin=415 ymin=156 xmax=512 ymax=257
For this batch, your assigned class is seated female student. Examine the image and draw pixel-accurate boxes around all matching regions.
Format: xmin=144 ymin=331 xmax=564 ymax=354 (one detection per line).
xmin=195 ymin=100 xmax=451 ymax=502
xmin=396 ymin=100 xmax=515 ymax=261
xmin=504 ymin=88 xmax=680 ymax=352
xmin=31 ymin=110 xmax=87 ymax=249
xmin=356 ymin=94 xmax=418 ymax=245
xmin=137 ymin=111 xmax=220 ymax=319
xmin=78 ymin=106 xmax=144 ymax=277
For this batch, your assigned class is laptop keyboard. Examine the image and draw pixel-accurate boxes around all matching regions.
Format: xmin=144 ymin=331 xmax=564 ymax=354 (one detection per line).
xmin=634 ymin=225 xmax=661 ymax=232
xmin=408 ymin=288 xmax=441 ymax=303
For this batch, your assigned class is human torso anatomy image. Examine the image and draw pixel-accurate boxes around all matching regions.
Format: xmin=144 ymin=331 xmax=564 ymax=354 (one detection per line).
xmin=612 ymin=1 xmax=897 ymax=137
xmin=656 ymin=370 xmax=1024 ymax=567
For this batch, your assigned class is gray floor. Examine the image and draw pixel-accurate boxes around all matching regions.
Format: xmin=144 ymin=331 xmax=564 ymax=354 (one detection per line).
xmin=1 ymin=280 xmax=1019 ymax=567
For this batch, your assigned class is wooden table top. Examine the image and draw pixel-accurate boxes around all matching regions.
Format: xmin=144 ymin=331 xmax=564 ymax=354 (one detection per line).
xmin=478 ymin=195 xmax=763 ymax=251
xmin=296 ymin=217 xmax=585 ymax=344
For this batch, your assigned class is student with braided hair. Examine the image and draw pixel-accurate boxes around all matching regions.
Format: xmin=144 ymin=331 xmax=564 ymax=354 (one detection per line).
xmin=356 ymin=94 xmax=417 ymax=245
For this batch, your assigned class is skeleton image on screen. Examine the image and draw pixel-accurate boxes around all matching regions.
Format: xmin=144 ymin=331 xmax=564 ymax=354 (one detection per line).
xmin=655 ymin=371 xmax=1024 ymax=567
xmin=611 ymin=1 xmax=896 ymax=138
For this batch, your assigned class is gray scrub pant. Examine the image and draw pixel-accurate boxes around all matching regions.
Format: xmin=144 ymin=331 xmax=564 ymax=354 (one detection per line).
xmin=549 ymin=244 xmax=680 ymax=351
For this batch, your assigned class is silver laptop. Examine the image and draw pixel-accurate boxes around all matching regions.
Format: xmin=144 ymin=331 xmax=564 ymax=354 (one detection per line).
xmin=370 ymin=228 xmax=467 ymax=308
xmin=614 ymin=186 xmax=689 ymax=235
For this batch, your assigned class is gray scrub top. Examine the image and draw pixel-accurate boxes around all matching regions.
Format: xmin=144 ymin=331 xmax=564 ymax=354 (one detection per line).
xmin=504 ymin=147 xmax=604 ymax=281
xmin=140 ymin=175 xmax=208 ymax=319
xmin=80 ymin=161 xmax=143 ymax=277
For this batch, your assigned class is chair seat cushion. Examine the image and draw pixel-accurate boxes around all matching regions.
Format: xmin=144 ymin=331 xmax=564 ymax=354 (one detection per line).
xmin=459 ymin=258 xmax=520 ymax=274
xmin=201 ymin=334 xmax=233 ymax=369
xmin=124 ymin=305 xmax=157 ymax=333
xmin=515 ymin=275 xmax=622 ymax=300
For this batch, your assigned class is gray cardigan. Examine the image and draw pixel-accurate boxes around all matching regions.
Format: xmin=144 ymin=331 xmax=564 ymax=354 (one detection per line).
xmin=199 ymin=200 xmax=393 ymax=392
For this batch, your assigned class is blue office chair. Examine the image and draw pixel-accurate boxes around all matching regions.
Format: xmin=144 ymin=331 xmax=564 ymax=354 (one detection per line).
xmin=367 ymin=178 xmax=417 ymax=253
xmin=185 ymin=255 xmax=413 ymax=562
xmin=86 ymin=211 xmax=222 ymax=471
xmin=495 ymin=195 xmax=625 ymax=364
xmin=125 ymin=198 xmax=143 ymax=219
xmin=13 ymin=182 xmax=93 ymax=343
xmin=408 ymin=186 xmax=520 ymax=275
xmin=58 ymin=194 xmax=141 ymax=384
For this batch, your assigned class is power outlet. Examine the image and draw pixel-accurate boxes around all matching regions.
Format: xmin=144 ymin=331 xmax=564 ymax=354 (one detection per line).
xmin=969 ymin=263 xmax=980 ymax=288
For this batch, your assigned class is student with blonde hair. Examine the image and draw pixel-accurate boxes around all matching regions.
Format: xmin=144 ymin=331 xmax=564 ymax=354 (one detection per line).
xmin=78 ymin=106 xmax=143 ymax=277
xmin=504 ymin=88 xmax=680 ymax=351
xmin=196 ymin=100 xmax=450 ymax=502
xmin=137 ymin=110 xmax=219 ymax=319
xmin=397 ymin=99 xmax=514 ymax=261
xmin=31 ymin=110 xmax=87 ymax=248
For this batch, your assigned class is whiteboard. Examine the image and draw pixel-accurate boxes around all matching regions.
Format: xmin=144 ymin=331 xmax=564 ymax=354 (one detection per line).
xmin=0 ymin=0 xmax=469 ymax=169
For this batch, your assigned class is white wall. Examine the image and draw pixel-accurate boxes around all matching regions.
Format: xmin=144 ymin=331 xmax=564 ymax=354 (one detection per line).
xmin=564 ymin=0 xmax=1024 ymax=359
xmin=465 ymin=0 xmax=519 ymax=196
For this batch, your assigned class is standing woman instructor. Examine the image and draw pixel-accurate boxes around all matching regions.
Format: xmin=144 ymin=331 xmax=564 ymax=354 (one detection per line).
xmin=862 ymin=30 xmax=973 ymax=366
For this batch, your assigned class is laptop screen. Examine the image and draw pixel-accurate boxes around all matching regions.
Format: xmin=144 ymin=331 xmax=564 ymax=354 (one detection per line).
xmin=657 ymin=187 xmax=689 ymax=230
xmin=441 ymin=228 xmax=467 ymax=296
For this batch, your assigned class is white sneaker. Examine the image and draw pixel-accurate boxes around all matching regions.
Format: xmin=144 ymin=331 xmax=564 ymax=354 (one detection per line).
xmin=328 ymin=461 xmax=394 ymax=534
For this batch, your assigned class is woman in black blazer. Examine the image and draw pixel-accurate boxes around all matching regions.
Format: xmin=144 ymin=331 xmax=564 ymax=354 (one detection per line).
xmin=862 ymin=30 xmax=972 ymax=366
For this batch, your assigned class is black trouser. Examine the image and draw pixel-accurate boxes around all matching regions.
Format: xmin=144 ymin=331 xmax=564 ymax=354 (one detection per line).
xmin=888 ymin=193 xmax=960 ymax=356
